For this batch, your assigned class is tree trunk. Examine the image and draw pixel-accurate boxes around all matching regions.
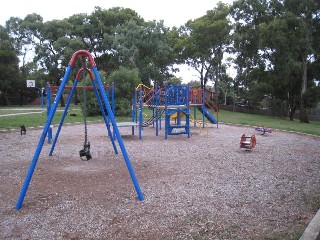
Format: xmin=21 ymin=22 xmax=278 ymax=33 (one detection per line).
xmin=56 ymin=79 xmax=66 ymax=108
xmin=60 ymin=95 xmax=65 ymax=108
xmin=300 ymin=100 xmax=309 ymax=123
xmin=19 ymin=90 xmax=24 ymax=106
xmin=200 ymin=75 xmax=204 ymax=90
xmin=72 ymin=78 xmax=79 ymax=105
xmin=215 ymin=77 xmax=219 ymax=108
xmin=289 ymin=104 xmax=296 ymax=121
xmin=74 ymin=89 xmax=79 ymax=105
xmin=300 ymin=56 xmax=309 ymax=123
xmin=215 ymin=48 xmax=223 ymax=111
xmin=215 ymin=63 xmax=220 ymax=110
xmin=5 ymin=93 xmax=10 ymax=106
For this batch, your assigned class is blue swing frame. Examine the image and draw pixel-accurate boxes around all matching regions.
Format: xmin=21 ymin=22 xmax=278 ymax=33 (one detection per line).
xmin=16 ymin=50 xmax=144 ymax=210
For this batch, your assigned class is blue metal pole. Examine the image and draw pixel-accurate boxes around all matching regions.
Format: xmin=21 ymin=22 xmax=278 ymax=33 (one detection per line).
xmin=187 ymin=85 xmax=190 ymax=138
xmin=165 ymin=86 xmax=168 ymax=139
xmin=133 ymin=89 xmax=137 ymax=124
xmin=49 ymin=79 xmax=78 ymax=156
xmin=155 ymin=87 xmax=159 ymax=136
xmin=91 ymin=80 xmax=118 ymax=154
xmin=46 ymin=83 xmax=52 ymax=144
xmin=159 ymin=87 xmax=162 ymax=131
xmin=194 ymin=92 xmax=197 ymax=127
xmin=112 ymin=82 xmax=115 ymax=115
xmin=16 ymin=66 xmax=73 ymax=210
xmin=177 ymin=108 xmax=181 ymax=125
xmin=106 ymin=85 xmax=110 ymax=101
xmin=153 ymin=88 xmax=156 ymax=130
xmin=176 ymin=85 xmax=179 ymax=104
xmin=152 ymin=104 xmax=155 ymax=128
xmin=92 ymin=67 xmax=144 ymax=201
xmin=202 ymin=87 xmax=205 ymax=128
xmin=105 ymin=85 xmax=111 ymax=137
xmin=40 ymin=89 xmax=44 ymax=108
xmin=132 ymin=89 xmax=137 ymax=136
xmin=131 ymin=100 xmax=135 ymax=136
xmin=139 ymin=88 xmax=143 ymax=140
xmin=112 ymin=82 xmax=116 ymax=141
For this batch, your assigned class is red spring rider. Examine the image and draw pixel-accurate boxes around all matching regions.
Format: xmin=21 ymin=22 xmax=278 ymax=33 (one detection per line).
xmin=240 ymin=134 xmax=256 ymax=150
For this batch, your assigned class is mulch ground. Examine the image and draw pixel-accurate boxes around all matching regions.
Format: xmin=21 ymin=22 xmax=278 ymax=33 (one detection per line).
xmin=0 ymin=122 xmax=319 ymax=239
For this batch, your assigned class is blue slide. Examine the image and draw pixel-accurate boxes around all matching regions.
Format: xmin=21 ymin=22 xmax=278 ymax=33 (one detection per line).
xmin=197 ymin=106 xmax=218 ymax=124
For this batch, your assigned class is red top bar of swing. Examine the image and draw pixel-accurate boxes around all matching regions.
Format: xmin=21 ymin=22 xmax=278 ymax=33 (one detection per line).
xmin=49 ymin=85 xmax=113 ymax=90
xmin=49 ymin=62 xmax=114 ymax=89
xmin=75 ymin=67 xmax=94 ymax=80
xmin=68 ymin=50 xmax=96 ymax=67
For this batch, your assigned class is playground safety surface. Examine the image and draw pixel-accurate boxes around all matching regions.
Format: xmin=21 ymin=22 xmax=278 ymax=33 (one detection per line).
xmin=0 ymin=122 xmax=319 ymax=239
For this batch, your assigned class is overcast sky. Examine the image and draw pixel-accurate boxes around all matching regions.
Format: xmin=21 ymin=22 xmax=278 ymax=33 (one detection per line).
xmin=1 ymin=0 xmax=234 ymax=27
xmin=1 ymin=0 xmax=235 ymax=83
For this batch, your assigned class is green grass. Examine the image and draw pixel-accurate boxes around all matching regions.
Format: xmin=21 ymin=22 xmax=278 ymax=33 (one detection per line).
xmin=218 ymin=110 xmax=320 ymax=136
xmin=1 ymin=106 xmax=319 ymax=136
xmin=0 ymin=107 xmax=81 ymax=129
xmin=0 ymin=105 xmax=130 ymax=130
xmin=0 ymin=108 xmax=44 ymax=115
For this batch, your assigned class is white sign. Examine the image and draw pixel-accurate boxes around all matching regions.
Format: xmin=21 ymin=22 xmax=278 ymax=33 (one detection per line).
xmin=26 ymin=80 xmax=35 ymax=87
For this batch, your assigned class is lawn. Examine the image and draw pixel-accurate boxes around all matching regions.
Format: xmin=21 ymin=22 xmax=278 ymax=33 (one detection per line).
xmin=218 ymin=110 xmax=320 ymax=136
xmin=0 ymin=105 xmax=319 ymax=137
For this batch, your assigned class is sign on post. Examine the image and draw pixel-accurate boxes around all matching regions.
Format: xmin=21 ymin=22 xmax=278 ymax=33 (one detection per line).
xmin=26 ymin=80 xmax=35 ymax=87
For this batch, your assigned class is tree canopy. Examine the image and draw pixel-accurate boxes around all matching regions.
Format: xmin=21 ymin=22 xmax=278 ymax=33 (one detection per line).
xmin=0 ymin=1 xmax=319 ymax=121
xmin=0 ymin=25 xmax=20 ymax=105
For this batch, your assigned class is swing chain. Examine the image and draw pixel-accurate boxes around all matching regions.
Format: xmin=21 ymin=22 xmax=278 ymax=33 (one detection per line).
xmin=79 ymin=57 xmax=92 ymax=161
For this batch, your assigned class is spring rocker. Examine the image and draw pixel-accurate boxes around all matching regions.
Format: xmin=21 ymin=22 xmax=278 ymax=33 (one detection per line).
xmin=240 ymin=134 xmax=257 ymax=150
xmin=255 ymin=127 xmax=272 ymax=135
xmin=15 ymin=50 xmax=144 ymax=210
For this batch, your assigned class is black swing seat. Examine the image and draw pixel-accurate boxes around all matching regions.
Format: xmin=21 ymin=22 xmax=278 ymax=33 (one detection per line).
xmin=79 ymin=142 xmax=92 ymax=160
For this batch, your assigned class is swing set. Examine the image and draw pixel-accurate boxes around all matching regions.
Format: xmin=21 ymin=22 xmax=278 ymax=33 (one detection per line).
xmin=15 ymin=50 xmax=144 ymax=210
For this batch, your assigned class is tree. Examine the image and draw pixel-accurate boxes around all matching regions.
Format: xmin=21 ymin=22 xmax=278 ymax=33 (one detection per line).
xmin=188 ymin=80 xmax=201 ymax=88
xmin=219 ymin=64 xmax=234 ymax=105
xmin=180 ymin=2 xmax=232 ymax=108
xmin=230 ymin=0 xmax=271 ymax=108
xmin=111 ymin=19 xmax=176 ymax=86
xmin=106 ymin=66 xmax=140 ymax=116
xmin=231 ymin=0 xmax=320 ymax=121
xmin=0 ymin=26 xmax=20 ymax=105
xmin=165 ymin=76 xmax=182 ymax=85
xmin=3 ymin=7 xmax=178 ymax=106
xmin=77 ymin=70 xmax=107 ymax=116
xmin=284 ymin=0 xmax=319 ymax=123
xmin=258 ymin=0 xmax=319 ymax=122
xmin=91 ymin=7 xmax=145 ymax=72
xmin=5 ymin=14 xmax=45 ymax=105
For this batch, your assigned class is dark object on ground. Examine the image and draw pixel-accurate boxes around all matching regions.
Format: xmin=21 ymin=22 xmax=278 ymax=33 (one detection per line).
xmin=20 ymin=125 xmax=26 ymax=135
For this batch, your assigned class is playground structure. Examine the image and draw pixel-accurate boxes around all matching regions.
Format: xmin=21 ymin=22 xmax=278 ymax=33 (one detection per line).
xmin=240 ymin=134 xmax=257 ymax=150
xmin=43 ymin=80 xmax=218 ymax=141
xmin=131 ymin=84 xmax=219 ymax=139
xmin=15 ymin=50 xmax=144 ymax=210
